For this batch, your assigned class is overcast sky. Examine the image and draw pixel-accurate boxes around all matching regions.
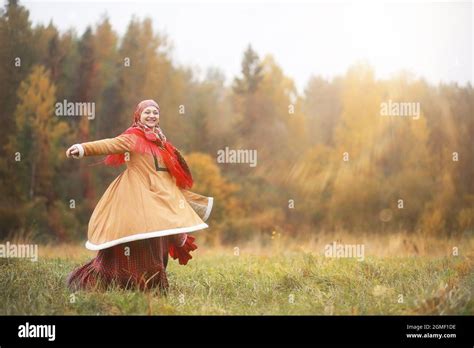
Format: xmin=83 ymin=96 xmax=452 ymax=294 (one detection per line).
xmin=23 ymin=0 xmax=472 ymax=93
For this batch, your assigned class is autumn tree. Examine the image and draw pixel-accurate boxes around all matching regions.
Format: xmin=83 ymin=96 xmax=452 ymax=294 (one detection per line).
xmin=0 ymin=0 xmax=35 ymax=157
xmin=7 ymin=65 xmax=70 ymax=238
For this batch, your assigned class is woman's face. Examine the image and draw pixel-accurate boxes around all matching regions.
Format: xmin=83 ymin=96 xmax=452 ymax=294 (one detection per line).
xmin=140 ymin=106 xmax=160 ymax=128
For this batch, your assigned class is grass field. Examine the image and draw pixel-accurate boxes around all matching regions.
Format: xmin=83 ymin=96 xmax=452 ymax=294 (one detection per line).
xmin=0 ymin=232 xmax=472 ymax=315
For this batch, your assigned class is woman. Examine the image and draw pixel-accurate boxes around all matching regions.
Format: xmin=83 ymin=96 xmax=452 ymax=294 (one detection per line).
xmin=65 ymin=99 xmax=213 ymax=292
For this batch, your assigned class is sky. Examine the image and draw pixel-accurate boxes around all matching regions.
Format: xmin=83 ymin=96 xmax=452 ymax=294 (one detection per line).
xmin=22 ymin=0 xmax=473 ymax=94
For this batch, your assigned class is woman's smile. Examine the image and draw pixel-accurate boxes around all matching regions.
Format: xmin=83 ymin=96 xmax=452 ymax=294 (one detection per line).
xmin=141 ymin=106 xmax=160 ymax=126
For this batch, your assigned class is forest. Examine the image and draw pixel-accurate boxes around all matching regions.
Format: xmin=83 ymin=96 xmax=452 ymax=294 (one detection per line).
xmin=0 ymin=0 xmax=473 ymax=246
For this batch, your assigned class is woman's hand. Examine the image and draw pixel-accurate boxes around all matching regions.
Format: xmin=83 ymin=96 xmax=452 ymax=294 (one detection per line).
xmin=66 ymin=145 xmax=80 ymax=158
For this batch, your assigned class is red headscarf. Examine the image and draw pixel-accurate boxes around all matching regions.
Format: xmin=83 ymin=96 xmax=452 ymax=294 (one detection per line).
xmin=103 ymin=100 xmax=193 ymax=190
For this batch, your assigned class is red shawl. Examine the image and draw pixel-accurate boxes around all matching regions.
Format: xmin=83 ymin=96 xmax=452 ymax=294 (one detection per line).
xmin=100 ymin=100 xmax=193 ymax=190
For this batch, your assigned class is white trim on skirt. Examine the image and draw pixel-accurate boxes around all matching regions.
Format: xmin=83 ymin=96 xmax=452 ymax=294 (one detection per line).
xmin=85 ymin=222 xmax=208 ymax=250
xmin=203 ymin=197 xmax=214 ymax=222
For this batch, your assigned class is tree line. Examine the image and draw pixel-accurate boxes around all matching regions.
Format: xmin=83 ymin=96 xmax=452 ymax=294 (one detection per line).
xmin=0 ymin=0 xmax=472 ymax=244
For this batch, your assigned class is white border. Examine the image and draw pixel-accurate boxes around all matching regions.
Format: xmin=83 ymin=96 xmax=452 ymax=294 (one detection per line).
xmin=203 ymin=197 xmax=214 ymax=222
xmin=85 ymin=222 xmax=208 ymax=250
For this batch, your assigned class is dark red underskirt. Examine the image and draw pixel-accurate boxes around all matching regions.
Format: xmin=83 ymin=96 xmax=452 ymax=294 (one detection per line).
xmin=67 ymin=234 xmax=190 ymax=292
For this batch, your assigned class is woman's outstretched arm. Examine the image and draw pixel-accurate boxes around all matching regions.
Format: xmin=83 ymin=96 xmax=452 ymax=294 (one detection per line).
xmin=66 ymin=134 xmax=137 ymax=158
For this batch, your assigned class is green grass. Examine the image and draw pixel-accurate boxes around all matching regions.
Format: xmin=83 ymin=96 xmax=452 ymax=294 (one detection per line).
xmin=0 ymin=248 xmax=472 ymax=315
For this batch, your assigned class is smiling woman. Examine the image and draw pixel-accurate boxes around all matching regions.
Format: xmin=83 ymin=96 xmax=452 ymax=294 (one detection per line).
xmin=140 ymin=105 xmax=160 ymax=128
xmin=65 ymin=99 xmax=214 ymax=292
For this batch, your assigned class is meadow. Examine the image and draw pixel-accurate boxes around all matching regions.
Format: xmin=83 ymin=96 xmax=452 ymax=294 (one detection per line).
xmin=0 ymin=232 xmax=472 ymax=315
